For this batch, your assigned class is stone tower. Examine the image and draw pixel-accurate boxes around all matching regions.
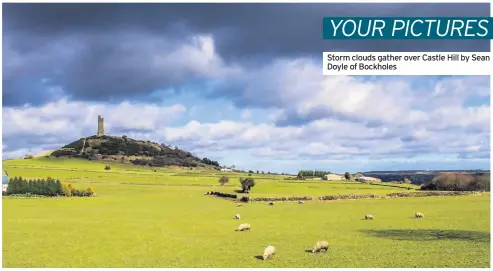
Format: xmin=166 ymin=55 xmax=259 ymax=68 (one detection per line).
xmin=97 ymin=115 xmax=104 ymax=137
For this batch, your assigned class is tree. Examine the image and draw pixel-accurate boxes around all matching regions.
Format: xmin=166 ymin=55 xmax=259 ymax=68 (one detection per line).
xmin=239 ymin=177 xmax=255 ymax=193
xmin=344 ymin=172 xmax=353 ymax=181
xmin=55 ymin=179 xmax=63 ymax=195
xmin=46 ymin=178 xmax=57 ymax=196
xmin=18 ymin=177 xmax=28 ymax=194
xmin=421 ymin=173 xmax=490 ymax=191
xmin=6 ymin=177 xmax=18 ymax=195
xmin=218 ymin=176 xmax=229 ymax=186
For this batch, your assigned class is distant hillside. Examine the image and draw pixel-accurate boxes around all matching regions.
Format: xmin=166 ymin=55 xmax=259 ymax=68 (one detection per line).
xmin=51 ymin=135 xmax=220 ymax=168
xmin=363 ymin=170 xmax=490 ymax=185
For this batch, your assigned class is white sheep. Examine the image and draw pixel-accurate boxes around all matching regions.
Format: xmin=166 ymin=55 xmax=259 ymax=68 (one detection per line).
xmin=299 ymin=200 xmax=304 ymax=204
xmin=365 ymin=214 xmax=374 ymax=220
xmin=415 ymin=212 xmax=424 ymax=218
xmin=236 ymin=223 xmax=251 ymax=231
xmin=312 ymin=241 xmax=329 ymax=253
xmin=263 ymin=245 xmax=276 ymax=260
xmin=237 ymin=203 xmax=243 ymax=207
xmin=234 ymin=214 xmax=241 ymax=220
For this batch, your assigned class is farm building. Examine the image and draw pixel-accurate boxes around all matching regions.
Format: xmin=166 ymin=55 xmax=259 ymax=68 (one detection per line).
xmin=323 ymin=174 xmax=344 ymax=181
xmin=357 ymin=176 xmax=382 ymax=183
xmin=2 ymin=171 xmax=8 ymax=193
xmin=220 ymin=168 xmax=233 ymax=172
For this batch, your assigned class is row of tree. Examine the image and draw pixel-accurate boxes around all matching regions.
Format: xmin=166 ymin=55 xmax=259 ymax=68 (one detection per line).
xmin=297 ymin=170 xmax=332 ymax=178
xmin=6 ymin=177 xmax=94 ymax=197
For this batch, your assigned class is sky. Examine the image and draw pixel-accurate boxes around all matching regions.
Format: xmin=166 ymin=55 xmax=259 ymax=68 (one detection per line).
xmin=2 ymin=3 xmax=491 ymax=174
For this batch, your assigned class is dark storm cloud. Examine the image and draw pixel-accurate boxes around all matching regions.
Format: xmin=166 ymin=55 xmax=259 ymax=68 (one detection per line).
xmin=5 ymin=3 xmax=491 ymax=55
xmin=3 ymin=3 xmax=491 ymax=106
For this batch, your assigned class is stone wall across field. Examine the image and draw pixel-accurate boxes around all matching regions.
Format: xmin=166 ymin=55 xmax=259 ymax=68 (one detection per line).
xmin=205 ymin=190 xmax=483 ymax=203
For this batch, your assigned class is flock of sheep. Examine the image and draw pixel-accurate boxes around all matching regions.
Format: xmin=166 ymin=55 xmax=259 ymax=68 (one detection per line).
xmin=233 ymin=201 xmax=425 ymax=261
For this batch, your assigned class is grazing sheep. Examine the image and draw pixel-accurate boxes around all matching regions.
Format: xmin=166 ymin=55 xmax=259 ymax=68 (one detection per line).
xmin=415 ymin=212 xmax=424 ymax=218
xmin=234 ymin=214 xmax=241 ymax=220
xmin=312 ymin=241 xmax=329 ymax=253
xmin=263 ymin=245 xmax=276 ymax=260
xmin=299 ymin=200 xmax=304 ymax=204
xmin=236 ymin=223 xmax=251 ymax=231
xmin=365 ymin=214 xmax=374 ymax=220
xmin=237 ymin=203 xmax=243 ymax=207
xmin=269 ymin=201 xmax=275 ymax=206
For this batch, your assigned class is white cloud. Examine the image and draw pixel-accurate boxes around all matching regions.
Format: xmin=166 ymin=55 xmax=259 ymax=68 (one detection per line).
xmin=145 ymin=34 xmax=241 ymax=79
xmin=152 ymin=118 xmax=488 ymax=165
xmin=216 ymin=58 xmax=489 ymax=133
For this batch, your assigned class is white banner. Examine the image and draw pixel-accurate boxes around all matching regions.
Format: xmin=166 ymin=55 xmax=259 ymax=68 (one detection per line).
xmin=322 ymin=52 xmax=491 ymax=75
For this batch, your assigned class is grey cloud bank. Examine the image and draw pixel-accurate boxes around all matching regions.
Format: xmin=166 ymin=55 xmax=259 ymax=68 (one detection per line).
xmin=3 ymin=3 xmax=490 ymax=106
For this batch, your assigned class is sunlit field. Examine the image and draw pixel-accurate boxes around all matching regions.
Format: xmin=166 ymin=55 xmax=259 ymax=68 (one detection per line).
xmin=2 ymin=158 xmax=490 ymax=268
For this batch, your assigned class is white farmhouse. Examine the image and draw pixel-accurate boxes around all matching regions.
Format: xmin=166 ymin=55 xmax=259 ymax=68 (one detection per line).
xmin=220 ymin=168 xmax=233 ymax=172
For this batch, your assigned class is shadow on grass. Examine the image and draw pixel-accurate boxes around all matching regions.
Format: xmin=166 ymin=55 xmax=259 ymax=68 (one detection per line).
xmin=254 ymin=255 xmax=263 ymax=260
xmin=360 ymin=229 xmax=490 ymax=242
xmin=304 ymin=249 xmax=313 ymax=253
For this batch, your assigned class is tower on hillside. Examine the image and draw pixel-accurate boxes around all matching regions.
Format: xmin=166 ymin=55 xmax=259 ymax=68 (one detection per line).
xmin=97 ymin=115 xmax=104 ymax=137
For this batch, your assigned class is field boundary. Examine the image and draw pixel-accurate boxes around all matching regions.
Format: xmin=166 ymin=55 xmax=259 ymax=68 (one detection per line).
xmin=205 ymin=190 xmax=484 ymax=202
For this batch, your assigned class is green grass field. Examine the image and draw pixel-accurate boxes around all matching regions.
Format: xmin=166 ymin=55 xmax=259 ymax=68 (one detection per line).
xmin=2 ymin=158 xmax=490 ymax=268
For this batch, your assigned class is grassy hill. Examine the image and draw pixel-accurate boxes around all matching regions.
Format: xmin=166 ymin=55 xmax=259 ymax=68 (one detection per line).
xmin=50 ymin=135 xmax=220 ymax=168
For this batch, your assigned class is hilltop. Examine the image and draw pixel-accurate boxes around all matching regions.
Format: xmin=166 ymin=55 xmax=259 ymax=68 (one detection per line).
xmin=50 ymin=135 xmax=220 ymax=168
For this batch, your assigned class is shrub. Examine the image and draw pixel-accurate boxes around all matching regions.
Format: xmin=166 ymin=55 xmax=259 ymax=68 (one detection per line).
xmin=218 ymin=176 xmax=229 ymax=186
xmin=87 ymin=187 xmax=95 ymax=196
xmin=62 ymin=183 xmax=72 ymax=197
